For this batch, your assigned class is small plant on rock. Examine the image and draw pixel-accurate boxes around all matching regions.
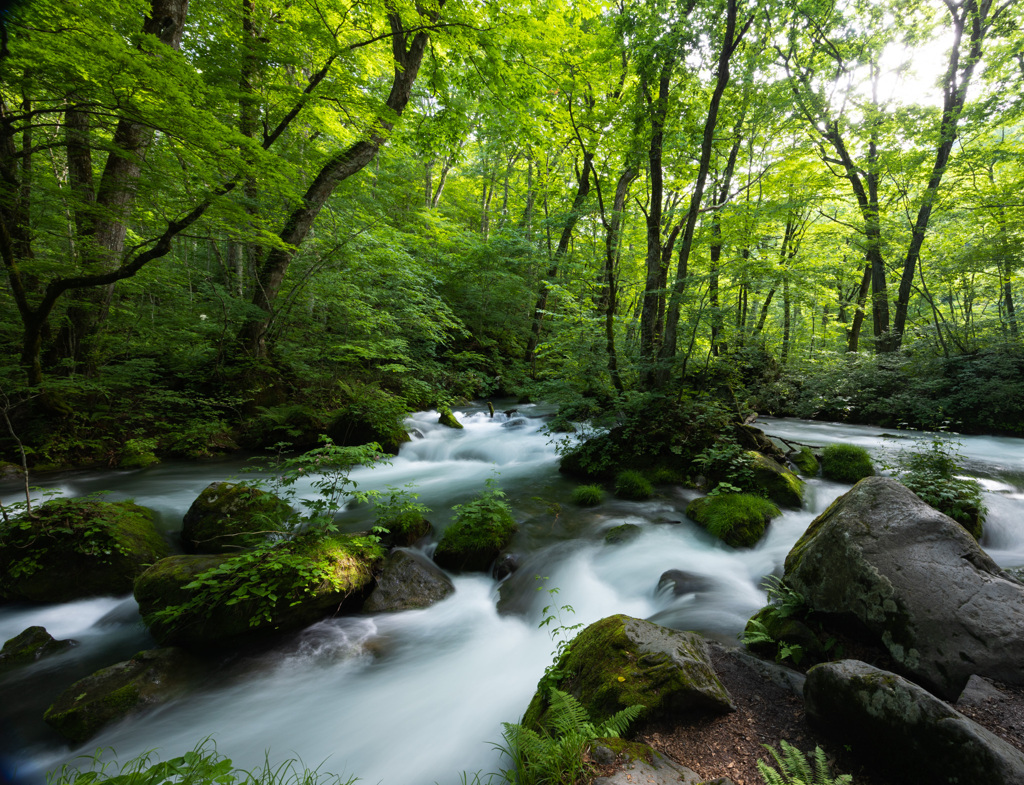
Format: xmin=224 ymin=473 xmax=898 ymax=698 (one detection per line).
xmin=614 ymin=470 xmax=652 ymax=500
xmin=570 ymin=484 xmax=604 ymax=506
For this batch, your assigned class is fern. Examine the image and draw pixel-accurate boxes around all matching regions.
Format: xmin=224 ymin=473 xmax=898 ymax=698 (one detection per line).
xmin=756 ymin=742 xmax=852 ymax=785
xmin=495 ymin=690 xmax=643 ymax=785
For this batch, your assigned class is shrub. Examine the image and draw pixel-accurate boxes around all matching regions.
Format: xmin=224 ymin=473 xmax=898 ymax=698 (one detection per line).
xmin=820 ymin=444 xmax=873 ymax=484
xmin=433 ymin=480 xmax=517 ymax=571
xmin=614 ymin=470 xmax=652 ymax=500
xmin=892 ymin=435 xmax=985 ymax=538
xmin=570 ymin=484 xmax=604 ymax=506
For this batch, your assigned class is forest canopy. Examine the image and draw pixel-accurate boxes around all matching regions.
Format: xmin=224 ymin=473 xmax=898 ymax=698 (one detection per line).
xmin=2 ymin=0 xmax=1024 ymax=469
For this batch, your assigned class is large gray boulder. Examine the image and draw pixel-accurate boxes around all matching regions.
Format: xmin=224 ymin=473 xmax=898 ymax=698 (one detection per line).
xmin=362 ymin=549 xmax=454 ymax=613
xmin=521 ymin=614 xmax=734 ymax=733
xmin=804 ymin=660 xmax=1024 ymax=785
xmin=785 ymin=477 xmax=1024 ymax=699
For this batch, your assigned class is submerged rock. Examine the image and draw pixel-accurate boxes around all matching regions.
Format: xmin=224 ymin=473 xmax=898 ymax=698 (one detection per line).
xmin=135 ymin=533 xmax=384 ymax=647
xmin=0 ymin=626 xmax=75 ymax=672
xmin=604 ymin=523 xmax=642 ymax=545
xmin=522 ymin=614 xmax=734 ymax=733
xmin=362 ymin=550 xmax=454 ymax=613
xmin=656 ymin=570 xmax=711 ymax=597
xmin=181 ymin=482 xmax=292 ymax=554
xmin=804 ymin=659 xmax=1024 ymax=785
xmin=785 ymin=477 xmax=1024 ymax=699
xmin=0 ymin=498 xmax=169 ymax=603
xmin=44 ymin=647 xmax=202 ymax=743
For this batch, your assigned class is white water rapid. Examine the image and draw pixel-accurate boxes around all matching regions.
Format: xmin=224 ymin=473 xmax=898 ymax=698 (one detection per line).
xmin=2 ymin=408 xmax=1023 ymax=785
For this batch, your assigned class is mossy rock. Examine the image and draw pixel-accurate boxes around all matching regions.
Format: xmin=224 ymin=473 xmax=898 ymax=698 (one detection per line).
xmin=134 ymin=534 xmax=384 ymax=647
xmin=686 ymin=493 xmax=780 ymax=548
xmin=791 ymin=446 xmax=820 ymax=477
xmin=821 ymin=443 xmax=874 ymax=484
xmin=521 ymin=614 xmax=734 ymax=733
xmin=433 ymin=499 xmax=517 ymax=573
xmin=43 ymin=648 xmax=202 ymax=743
xmin=0 ymin=498 xmax=169 ymax=603
xmin=181 ymin=482 xmax=292 ymax=554
xmin=437 ymin=407 xmax=464 ymax=429
xmin=748 ymin=452 xmax=804 ymax=508
xmin=0 ymin=626 xmax=75 ymax=672
xmin=379 ymin=511 xmax=432 ymax=547
xmin=604 ymin=523 xmax=642 ymax=545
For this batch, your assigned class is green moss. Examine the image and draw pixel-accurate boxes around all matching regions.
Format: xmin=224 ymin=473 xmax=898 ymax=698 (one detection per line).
xmin=821 ymin=444 xmax=874 ymax=484
xmin=791 ymin=446 xmax=820 ymax=477
xmin=571 ymin=484 xmax=604 ymax=506
xmin=522 ymin=615 xmax=733 ymax=733
xmin=0 ymin=626 xmax=74 ymax=671
xmin=614 ymin=471 xmax=652 ymax=501
xmin=0 ymin=498 xmax=169 ymax=603
xmin=135 ymin=534 xmax=383 ymax=647
xmin=182 ymin=482 xmax=292 ymax=553
xmin=433 ymin=488 xmax=517 ymax=572
xmin=686 ymin=493 xmax=780 ymax=548
xmin=604 ymin=523 xmax=641 ymax=544
xmin=748 ymin=452 xmax=805 ymax=508
xmin=438 ymin=406 xmax=464 ymax=429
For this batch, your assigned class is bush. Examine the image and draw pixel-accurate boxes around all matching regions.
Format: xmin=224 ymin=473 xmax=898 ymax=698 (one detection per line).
xmin=614 ymin=470 xmax=652 ymax=501
xmin=892 ymin=435 xmax=985 ymax=538
xmin=433 ymin=480 xmax=518 ymax=571
xmin=570 ymin=484 xmax=604 ymax=506
xmin=820 ymin=444 xmax=873 ymax=484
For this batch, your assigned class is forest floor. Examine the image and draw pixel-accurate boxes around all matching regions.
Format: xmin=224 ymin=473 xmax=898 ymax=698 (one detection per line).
xmin=608 ymin=644 xmax=1024 ymax=785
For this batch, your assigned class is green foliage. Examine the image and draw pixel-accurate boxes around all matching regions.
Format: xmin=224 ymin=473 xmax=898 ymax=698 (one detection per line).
xmin=741 ymin=577 xmax=811 ymax=665
xmin=613 ymin=471 xmax=652 ymax=501
xmin=757 ymin=742 xmax=852 ymax=785
xmin=889 ymin=433 xmax=986 ymax=535
xmin=372 ymin=485 xmax=431 ymax=544
xmin=46 ymin=740 xmax=357 ymax=785
xmin=570 ymin=484 xmax=604 ymax=506
xmin=433 ymin=479 xmax=518 ymax=570
xmin=696 ymin=442 xmax=756 ymax=493
xmin=495 ymin=690 xmax=643 ymax=785
xmin=820 ymin=444 xmax=874 ymax=484
xmin=536 ymin=580 xmax=583 ymax=696
xmin=687 ymin=494 xmax=780 ymax=547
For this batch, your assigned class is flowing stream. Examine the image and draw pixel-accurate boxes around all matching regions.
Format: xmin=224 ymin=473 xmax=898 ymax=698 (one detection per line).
xmin=2 ymin=407 xmax=1024 ymax=785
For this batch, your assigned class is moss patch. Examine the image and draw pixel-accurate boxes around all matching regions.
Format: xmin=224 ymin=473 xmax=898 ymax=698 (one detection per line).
xmin=522 ymin=615 xmax=733 ymax=733
xmin=0 ymin=498 xmax=169 ymax=603
xmin=687 ymin=493 xmax=780 ymax=548
xmin=748 ymin=452 xmax=804 ymax=508
xmin=791 ymin=446 xmax=820 ymax=477
xmin=181 ymin=482 xmax=292 ymax=554
xmin=821 ymin=444 xmax=874 ymax=484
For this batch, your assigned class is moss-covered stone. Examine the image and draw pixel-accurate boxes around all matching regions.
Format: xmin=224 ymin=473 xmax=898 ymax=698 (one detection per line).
xmin=0 ymin=626 xmax=75 ymax=672
xmin=433 ymin=495 xmax=517 ymax=572
xmin=43 ymin=647 xmax=202 ymax=743
xmin=181 ymin=482 xmax=292 ymax=554
xmin=791 ymin=446 xmax=820 ymax=477
xmin=522 ymin=615 xmax=734 ymax=733
xmin=379 ymin=511 xmax=431 ymax=547
xmin=820 ymin=443 xmax=874 ymax=484
xmin=437 ymin=407 xmax=464 ymax=429
xmin=0 ymin=498 xmax=169 ymax=603
xmin=134 ymin=534 xmax=384 ymax=647
xmin=604 ymin=523 xmax=642 ymax=545
xmin=686 ymin=493 xmax=780 ymax=548
xmin=748 ymin=452 xmax=804 ymax=508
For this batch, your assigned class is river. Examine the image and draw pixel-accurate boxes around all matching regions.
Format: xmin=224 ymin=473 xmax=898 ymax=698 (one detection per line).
xmin=2 ymin=407 xmax=1023 ymax=785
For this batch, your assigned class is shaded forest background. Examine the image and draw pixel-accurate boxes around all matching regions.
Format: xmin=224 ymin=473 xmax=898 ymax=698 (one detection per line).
xmin=3 ymin=0 xmax=1024 ymax=470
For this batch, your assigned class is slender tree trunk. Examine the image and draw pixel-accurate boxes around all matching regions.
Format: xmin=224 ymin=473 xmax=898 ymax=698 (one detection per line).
xmin=602 ymin=167 xmax=636 ymax=394
xmin=238 ymin=6 xmax=443 ymax=359
xmin=847 ymin=262 xmax=872 ymax=352
xmin=524 ymin=152 xmax=594 ymax=365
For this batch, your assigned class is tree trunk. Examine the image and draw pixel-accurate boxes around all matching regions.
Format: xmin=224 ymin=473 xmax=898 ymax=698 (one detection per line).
xmin=238 ymin=6 xmax=443 ymax=359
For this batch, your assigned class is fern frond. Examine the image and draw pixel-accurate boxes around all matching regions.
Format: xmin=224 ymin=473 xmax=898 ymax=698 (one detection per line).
xmin=757 ymin=742 xmax=852 ymax=785
xmin=597 ymin=704 xmax=644 ymax=739
xmin=544 ymin=689 xmax=590 ymax=738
